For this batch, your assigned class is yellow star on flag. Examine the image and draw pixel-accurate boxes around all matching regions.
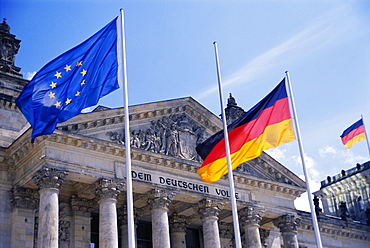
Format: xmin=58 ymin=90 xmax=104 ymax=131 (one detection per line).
xmin=80 ymin=69 xmax=87 ymax=76
xmin=76 ymin=61 xmax=83 ymax=66
xmin=48 ymin=92 xmax=56 ymax=99
xmin=64 ymin=65 xmax=72 ymax=71
xmin=81 ymin=80 xmax=86 ymax=85
xmin=50 ymin=82 xmax=57 ymax=89
xmin=65 ymin=98 xmax=72 ymax=105
xmin=75 ymin=91 xmax=81 ymax=96
xmin=54 ymin=71 xmax=62 ymax=79
xmin=54 ymin=101 xmax=61 ymax=108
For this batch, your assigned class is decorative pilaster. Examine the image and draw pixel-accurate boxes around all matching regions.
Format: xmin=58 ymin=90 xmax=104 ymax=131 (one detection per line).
xmin=33 ymin=167 xmax=68 ymax=248
xmin=239 ymin=205 xmax=265 ymax=248
xmin=70 ymin=195 xmax=95 ymax=248
xmin=148 ymin=188 xmax=176 ymax=248
xmin=10 ymin=187 xmax=39 ymax=248
xmin=197 ymin=198 xmax=224 ymax=248
xmin=273 ymin=214 xmax=301 ymax=248
xmin=219 ymin=222 xmax=234 ymax=248
xmin=169 ymin=213 xmax=190 ymax=248
xmin=95 ymin=179 xmax=125 ymax=248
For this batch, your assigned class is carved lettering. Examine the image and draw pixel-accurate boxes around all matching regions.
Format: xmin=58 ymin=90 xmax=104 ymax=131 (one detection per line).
xmin=132 ymin=171 xmax=152 ymax=182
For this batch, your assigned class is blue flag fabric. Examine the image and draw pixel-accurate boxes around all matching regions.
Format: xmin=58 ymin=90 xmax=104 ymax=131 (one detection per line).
xmin=16 ymin=17 xmax=120 ymax=142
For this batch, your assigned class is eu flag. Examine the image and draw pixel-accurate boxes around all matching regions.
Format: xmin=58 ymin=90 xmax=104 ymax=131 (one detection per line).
xmin=16 ymin=17 xmax=120 ymax=142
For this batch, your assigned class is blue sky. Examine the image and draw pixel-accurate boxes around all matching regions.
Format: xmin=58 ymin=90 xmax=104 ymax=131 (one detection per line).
xmin=2 ymin=0 xmax=370 ymax=211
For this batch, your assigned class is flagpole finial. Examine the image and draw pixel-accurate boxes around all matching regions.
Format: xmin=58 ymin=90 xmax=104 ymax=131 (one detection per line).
xmin=213 ymin=41 xmax=217 ymax=45
xmin=285 ymin=70 xmax=289 ymax=73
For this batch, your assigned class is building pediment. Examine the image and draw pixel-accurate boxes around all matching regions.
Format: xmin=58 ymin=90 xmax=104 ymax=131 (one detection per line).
xmin=51 ymin=97 xmax=305 ymax=189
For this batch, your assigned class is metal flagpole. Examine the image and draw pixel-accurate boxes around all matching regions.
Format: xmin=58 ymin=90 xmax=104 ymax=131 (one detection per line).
xmin=285 ymin=71 xmax=323 ymax=248
xmin=360 ymin=115 xmax=370 ymax=156
xmin=213 ymin=42 xmax=242 ymax=248
xmin=119 ymin=9 xmax=136 ymax=248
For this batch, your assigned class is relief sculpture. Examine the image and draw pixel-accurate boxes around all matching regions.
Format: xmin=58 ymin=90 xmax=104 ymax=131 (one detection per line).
xmin=106 ymin=114 xmax=206 ymax=162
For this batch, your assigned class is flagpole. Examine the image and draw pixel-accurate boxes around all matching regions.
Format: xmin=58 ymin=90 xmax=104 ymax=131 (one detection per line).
xmin=119 ymin=9 xmax=136 ymax=248
xmin=285 ymin=71 xmax=323 ymax=248
xmin=213 ymin=42 xmax=242 ymax=248
xmin=360 ymin=115 xmax=370 ymax=156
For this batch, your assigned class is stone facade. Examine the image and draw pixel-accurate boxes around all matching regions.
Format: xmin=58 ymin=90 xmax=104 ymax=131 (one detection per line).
xmin=314 ymin=162 xmax=370 ymax=224
xmin=1 ymin=19 xmax=370 ymax=248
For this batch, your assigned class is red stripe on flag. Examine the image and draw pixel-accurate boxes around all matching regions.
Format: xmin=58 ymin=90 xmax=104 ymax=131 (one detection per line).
xmin=341 ymin=125 xmax=365 ymax=145
xmin=201 ymin=97 xmax=291 ymax=167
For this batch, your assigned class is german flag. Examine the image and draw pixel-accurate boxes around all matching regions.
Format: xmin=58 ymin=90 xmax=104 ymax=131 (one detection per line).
xmin=340 ymin=119 xmax=366 ymax=149
xmin=196 ymin=79 xmax=295 ymax=183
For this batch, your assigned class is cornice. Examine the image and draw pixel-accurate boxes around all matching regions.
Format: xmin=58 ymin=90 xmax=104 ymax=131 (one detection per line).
xmin=299 ymin=215 xmax=370 ymax=242
xmin=55 ymin=98 xmax=222 ymax=136
xmin=8 ymin=128 xmax=305 ymax=198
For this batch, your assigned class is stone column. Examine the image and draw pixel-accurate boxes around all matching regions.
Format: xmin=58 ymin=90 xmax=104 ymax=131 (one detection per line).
xmin=219 ymin=222 xmax=234 ymax=248
xmin=148 ymin=188 xmax=176 ymax=248
xmin=239 ymin=204 xmax=265 ymax=248
xmin=33 ymin=167 xmax=68 ymax=248
xmin=10 ymin=187 xmax=39 ymax=248
xmin=118 ymin=205 xmax=142 ymax=248
xmin=95 ymin=179 xmax=125 ymax=248
xmin=169 ymin=213 xmax=190 ymax=248
xmin=197 ymin=198 xmax=224 ymax=248
xmin=273 ymin=214 xmax=301 ymax=248
xmin=70 ymin=195 xmax=95 ymax=248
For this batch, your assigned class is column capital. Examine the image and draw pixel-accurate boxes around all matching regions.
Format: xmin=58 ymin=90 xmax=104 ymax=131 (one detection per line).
xmin=169 ymin=213 xmax=191 ymax=233
xmin=33 ymin=167 xmax=68 ymax=190
xmin=273 ymin=214 xmax=301 ymax=233
xmin=11 ymin=187 xmax=39 ymax=210
xmin=197 ymin=198 xmax=224 ymax=221
xmin=70 ymin=195 xmax=95 ymax=217
xmin=94 ymin=178 xmax=125 ymax=202
xmin=239 ymin=204 xmax=265 ymax=226
xmin=148 ymin=188 xmax=176 ymax=211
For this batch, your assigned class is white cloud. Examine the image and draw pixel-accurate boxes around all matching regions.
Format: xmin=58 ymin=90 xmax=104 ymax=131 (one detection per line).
xmin=81 ymin=106 xmax=96 ymax=113
xmin=319 ymin=146 xmax=337 ymax=156
xmin=294 ymin=176 xmax=321 ymax=212
xmin=319 ymin=145 xmax=367 ymax=166
xmin=293 ymin=153 xmax=320 ymax=179
xmin=265 ymin=147 xmax=287 ymax=161
xmin=26 ymin=71 xmax=36 ymax=80
xmin=196 ymin=3 xmax=358 ymax=100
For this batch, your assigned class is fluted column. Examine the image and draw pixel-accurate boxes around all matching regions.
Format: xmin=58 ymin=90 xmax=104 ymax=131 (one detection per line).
xmin=118 ymin=205 xmax=142 ymax=248
xmin=219 ymin=222 xmax=234 ymax=248
xmin=70 ymin=195 xmax=95 ymax=248
xmin=169 ymin=213 xmax=190 ymax=248
xmin=95 ymin=179 xmax=125 ymax=248
xmin=33 ymin=167 xmax=68 ymax=248
xmin=273 ymin=214 xmax=301 ymax=248
xmin=239 ymin=204 xmax=265 ymax=248
xmin=148 ymin=188 xmax=176 ymax=248
xmin=197 ymin=198 xmax=224 ymax=248
xmin=10 ymin=187 xmax=39 ymax=248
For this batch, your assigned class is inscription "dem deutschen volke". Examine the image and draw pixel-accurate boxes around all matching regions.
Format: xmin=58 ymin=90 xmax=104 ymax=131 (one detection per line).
xmin=131 ymin=170 xmax=240 ymax=199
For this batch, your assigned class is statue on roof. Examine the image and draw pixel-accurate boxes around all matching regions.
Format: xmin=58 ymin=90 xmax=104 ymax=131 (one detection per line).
xmin=224 ymin=93 xmax=246 ymax=125
xmin=0 ymin=18 xmax=22 ymax=77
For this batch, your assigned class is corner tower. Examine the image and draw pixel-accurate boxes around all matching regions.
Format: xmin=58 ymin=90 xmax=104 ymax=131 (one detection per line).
xmin=0 ymin=18 xmax=29 ymax=147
